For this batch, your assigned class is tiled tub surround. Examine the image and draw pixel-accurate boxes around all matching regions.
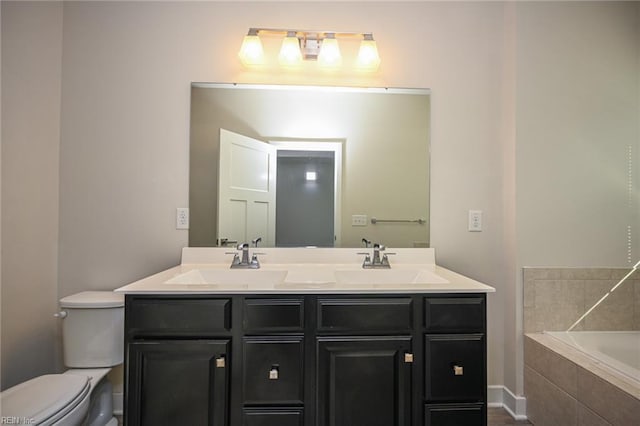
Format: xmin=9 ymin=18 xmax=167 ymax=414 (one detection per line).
xmin=524 ymin=334 xmax=640 ymax=426
xmin=524 ymin=268 xmax=640 ymax=333
xmin=523 ymin=267 xmax=640 ymax=425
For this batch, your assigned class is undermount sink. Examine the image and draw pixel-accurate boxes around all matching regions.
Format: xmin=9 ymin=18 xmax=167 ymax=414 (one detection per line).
xmin=164 ymin=266 xmax=448 ymax=287
xmin=165 ymin=269 xmax=288 ymax=286
xmin=333 ymin=269 xmax=449 ymax=285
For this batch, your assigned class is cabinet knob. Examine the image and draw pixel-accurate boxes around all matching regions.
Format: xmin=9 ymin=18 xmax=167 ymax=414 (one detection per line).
xmin=404 ymin=353 xmax=414 ymax=363
xmin=216 ymin=357 xmax=226 ymax=368
xmin=269 ymin=365 xmax=279 ymax=380
xmin=453 ymin=365 xmax=464 ymax=376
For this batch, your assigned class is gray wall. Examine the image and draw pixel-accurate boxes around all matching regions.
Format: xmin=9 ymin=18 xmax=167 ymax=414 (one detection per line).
xmin=1 ymin=1 xmax=63 ymax=389
xmin=1 ymin=1 xmax=638 ymax=403
xmin=276 ymin=153 xmax=335 ymax=247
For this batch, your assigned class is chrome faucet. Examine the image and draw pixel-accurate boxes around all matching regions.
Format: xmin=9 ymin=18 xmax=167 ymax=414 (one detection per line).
xmin=360 ymin=243 xmax=393 ymax=268
xmin=229 ymin=243 xmax=260 ymax=269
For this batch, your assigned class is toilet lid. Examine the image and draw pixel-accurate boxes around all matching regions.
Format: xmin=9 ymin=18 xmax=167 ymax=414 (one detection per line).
xmin=60 ymin=291 xmax=124 ymax=308
xmin=0 ymin=374 xmax=90 ymax=424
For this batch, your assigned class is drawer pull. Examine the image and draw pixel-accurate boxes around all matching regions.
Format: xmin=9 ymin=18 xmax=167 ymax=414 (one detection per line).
xmin=404 ymin=353 xmax=414 ymax=363
xmin=453 ymin=365 xmax=464 ymax=376
xmin=216 ymin=356 xmax=226 ymax=368
xmin=269 ymin=365 xmax=279 ymax=380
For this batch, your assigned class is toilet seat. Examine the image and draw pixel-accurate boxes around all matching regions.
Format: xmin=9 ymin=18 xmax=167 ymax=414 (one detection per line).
xmin=1 ymin=374 xmax=90 ymax=425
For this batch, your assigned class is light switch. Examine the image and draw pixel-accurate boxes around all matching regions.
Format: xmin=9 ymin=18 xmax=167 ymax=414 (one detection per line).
xmin=468 ymin=210 xmax=482 ymax=232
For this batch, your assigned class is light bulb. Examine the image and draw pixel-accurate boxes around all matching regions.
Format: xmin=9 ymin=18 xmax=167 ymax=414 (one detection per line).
xmin=356 ymin=34 xmax=381 ymax=71
xmin=318 ymin=33 xmax=342 ymax=68
xmin=238 ymin=30 xmax=265 ymax=67
xmin=278 ymin=31 xmax=303 ymax=67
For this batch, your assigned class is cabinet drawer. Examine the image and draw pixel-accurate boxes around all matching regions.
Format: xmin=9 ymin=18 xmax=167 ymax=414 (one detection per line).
xmin=243 ymin=298 xmax=304 ymax=332
xmin=424 ymin=334 xmax=485 ymax=402
xmin=317 ymin=298 xmax=412 ymax=332
xmin=424 ymin=296 xmax=485 ymax=332
xmin=243 ymin=336 xmax=304 ymax=405
xmin=127 ymin=297 xmax=231 ymax=335
xmin=243 ymin=408 xmax=303 ymax=426
xmin=424 ymin=403 xmax=486 ymax=426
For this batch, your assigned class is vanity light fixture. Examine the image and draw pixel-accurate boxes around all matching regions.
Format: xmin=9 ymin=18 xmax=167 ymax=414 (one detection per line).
xmin=317 ymin=33 xmax=342 ymax=68
xmin=238 ymin=28 xmax=381 ymax=71
xmin=238 ymin=28 xmax=265 ymax=67
xmin=278 ymin=31 xmax=304 ymax=67
xmin=356 ymin=33 xmax=381 ymax=71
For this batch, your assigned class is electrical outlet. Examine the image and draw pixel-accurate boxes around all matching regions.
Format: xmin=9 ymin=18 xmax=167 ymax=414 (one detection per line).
xmin=176 ymin=208 xmax=189 ymax=229
xmin=468 ymin=210 xmax=482 ymax=232
xmin=352 ymin=215 xmax=368 ymax=226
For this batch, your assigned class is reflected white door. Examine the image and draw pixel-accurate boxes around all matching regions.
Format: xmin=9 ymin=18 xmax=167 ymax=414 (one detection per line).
xmin=218 ymin=129 xmax=276 ymax=246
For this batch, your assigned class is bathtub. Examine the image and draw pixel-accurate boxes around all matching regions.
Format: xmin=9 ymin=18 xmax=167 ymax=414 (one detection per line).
xmin=546 ymin=331 xmax=640 ymax=383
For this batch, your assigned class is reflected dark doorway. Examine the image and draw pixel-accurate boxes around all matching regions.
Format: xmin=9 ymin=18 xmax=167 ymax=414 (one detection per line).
xmin=276 ymin=150 xmax=335 ymax=247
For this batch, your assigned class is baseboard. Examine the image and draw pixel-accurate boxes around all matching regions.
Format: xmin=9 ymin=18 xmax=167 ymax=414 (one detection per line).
xmin=113 ymin=392 xmax=123 ymax=415
xmin=488 ymin=385 xmax=528 ymax=421
xmin=113 ymin=387 xmax=525 ymax=420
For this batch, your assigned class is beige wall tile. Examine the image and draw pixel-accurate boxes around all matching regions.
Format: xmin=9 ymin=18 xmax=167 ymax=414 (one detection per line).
xmin=525 ymin=365 xmax=578 ymax=426
xmin=583 ymin=280 xmax=634 ymax=330
xmin=578 ymin=369 xmax=640 ymax=426
xmin=524 ymin=268 xmax=638 ymax=332
xmin=577 ymin=403 xmax=612 ymax=426
xmin=534 ymin=280 xmax=585 ymax=331
xmin=524 ymin=336 xmax=578 ymax=397
xmin=524 ymin=306 xmax=536 ymax=333
xmin=634 ymin=281 xmax=640 ymax=331
xmin=524 ymin=276 xmax=535 ymax=308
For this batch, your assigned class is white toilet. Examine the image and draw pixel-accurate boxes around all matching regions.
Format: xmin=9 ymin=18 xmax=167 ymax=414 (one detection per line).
xmin=1 ymin=291 xmax=124 ymax=426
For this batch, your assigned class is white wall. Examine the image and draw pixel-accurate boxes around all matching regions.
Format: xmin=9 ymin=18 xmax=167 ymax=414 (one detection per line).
xmin=513 ymin=1 xmax=640 ymax=393
xmin=1 ymin=1 xmax=63 ymax=389
xmin=1 ymin=1 xmax=638 ymax=404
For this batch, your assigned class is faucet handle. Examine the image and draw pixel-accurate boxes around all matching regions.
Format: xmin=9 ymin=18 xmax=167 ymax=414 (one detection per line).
xmin=362 ymin=238 xmax=371 ymax=248
xmin=252 ymin=237 xmax=262 ymax=247
xmin=358 ymin=252 xmax=373 ymax=268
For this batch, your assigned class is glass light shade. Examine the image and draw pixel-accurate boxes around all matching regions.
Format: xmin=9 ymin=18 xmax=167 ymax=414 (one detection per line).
xmin=317 ymin=36 xmax=342 ymax=68
xmin=278 ymin=33 xmax=303 ymax=67
xmin=238 ymin=34 xmax=265 ymax=67
xmin=356 ymin=39 xmax=381 ymax=71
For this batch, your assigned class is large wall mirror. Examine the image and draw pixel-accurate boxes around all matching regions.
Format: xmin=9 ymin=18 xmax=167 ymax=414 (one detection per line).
xmin=189 ymin=83 xmax=431 ymax=248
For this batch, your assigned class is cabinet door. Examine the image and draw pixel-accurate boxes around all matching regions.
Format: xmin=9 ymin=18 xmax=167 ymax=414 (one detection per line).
xmin=424 ymin=334 xmax=485 ymax=402
xmin=243 ymin=336 xmax=304 ymax=404
xmin=316 ymin=336 xmax=412 ymax=426
xmin=126 ymin=340 xmax=229 ymax=426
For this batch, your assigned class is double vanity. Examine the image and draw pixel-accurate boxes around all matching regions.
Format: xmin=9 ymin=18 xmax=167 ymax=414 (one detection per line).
xmin=116 ymin=247 xmax=494 ymax=426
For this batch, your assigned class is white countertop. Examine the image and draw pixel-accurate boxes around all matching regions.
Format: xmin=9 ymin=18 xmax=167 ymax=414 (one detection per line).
xmin=115 ymin=247 xmax=495 ymax=294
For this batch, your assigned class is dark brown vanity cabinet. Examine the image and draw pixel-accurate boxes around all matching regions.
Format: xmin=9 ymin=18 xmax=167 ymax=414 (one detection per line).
xmin=316 ymin=336 xmax=412 ymax=426
xmin=124 ymin=293 xmax=487 ymax=426
xmin=423 ymin=296 xmax=487 ymax=426
xmin=124 ymin=297 xmax=232 ymax=426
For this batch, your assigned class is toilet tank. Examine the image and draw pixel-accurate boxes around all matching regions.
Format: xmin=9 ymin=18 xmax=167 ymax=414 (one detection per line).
xmin=59 ymin=291 xmax=124 ymax=368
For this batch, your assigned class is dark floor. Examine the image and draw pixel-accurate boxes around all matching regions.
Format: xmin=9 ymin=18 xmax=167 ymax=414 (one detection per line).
xmin=488 ymin=407 xmax=533 ymax=425
xmin=118 ymin=408 xmax=531 ymax=425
